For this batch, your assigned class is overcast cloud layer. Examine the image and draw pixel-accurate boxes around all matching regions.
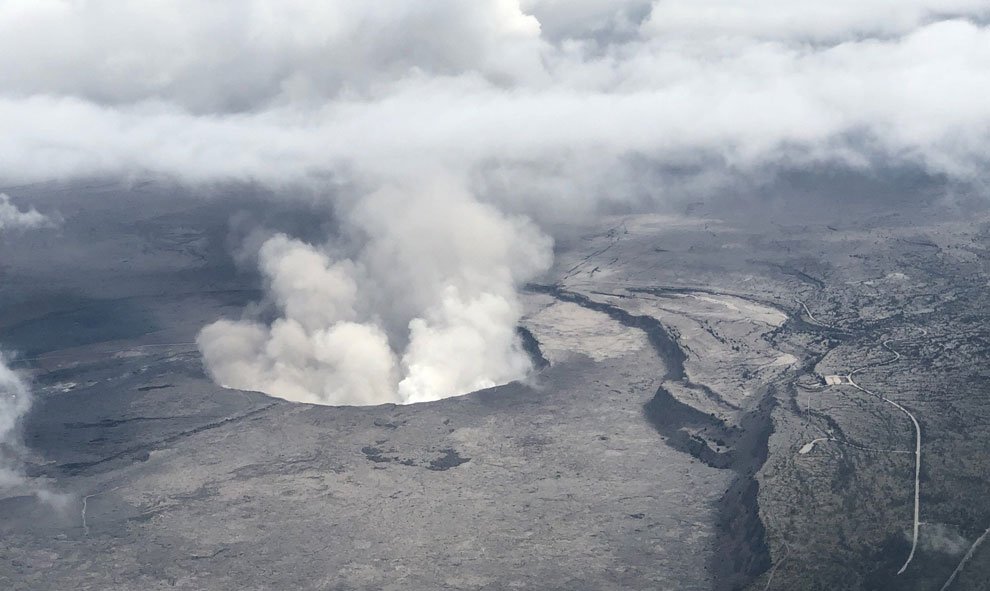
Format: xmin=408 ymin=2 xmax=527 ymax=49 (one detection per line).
xmin=2 ymin=1 xmax=989 ymax=405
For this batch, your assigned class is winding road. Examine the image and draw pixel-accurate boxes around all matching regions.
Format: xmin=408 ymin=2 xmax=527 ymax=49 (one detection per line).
xmin=796 ymin=330 xmax=923 ymax=577
xmin=845 ymin=339 xmax=921 ymax=575
xmin=797 ymin=300 xmax=841 ymax=331
xmin=846 ymin=369 xmax=922 ymax=576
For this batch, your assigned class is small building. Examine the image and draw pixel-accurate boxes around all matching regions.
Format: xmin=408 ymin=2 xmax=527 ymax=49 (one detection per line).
xmin=824 ymin=375 xmax=846 ymax=385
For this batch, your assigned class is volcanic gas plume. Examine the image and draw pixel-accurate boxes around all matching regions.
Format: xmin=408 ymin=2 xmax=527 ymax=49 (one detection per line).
xmin=0 ymin=1 xmax=988 ymax=404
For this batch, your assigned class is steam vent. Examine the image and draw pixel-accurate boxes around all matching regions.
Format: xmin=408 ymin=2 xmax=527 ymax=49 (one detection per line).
xmin=2 ymin=2 xmax=990 ymax=590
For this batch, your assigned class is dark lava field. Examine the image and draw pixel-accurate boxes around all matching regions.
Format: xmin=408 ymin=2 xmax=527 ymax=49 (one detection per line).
xmin=2 ymin=182 xmax=989 ymax=591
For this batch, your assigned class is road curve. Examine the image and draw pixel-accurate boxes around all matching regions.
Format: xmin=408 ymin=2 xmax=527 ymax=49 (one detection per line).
xmin=797 ymin=300 xmax=841 ymax=331
xmin=846 ymin=369 xmax=922 ymax=576
xmin=791 ymin=305 xmax=925 ymax=579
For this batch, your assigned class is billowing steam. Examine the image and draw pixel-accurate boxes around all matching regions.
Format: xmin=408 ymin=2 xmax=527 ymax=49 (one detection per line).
xmin=0 ymin=197 xmax=59 ymax=497
xmin=1 ymin=1 xmax=989 ymax=404
xmin=0 ymin=193 xmax=53 ymax=232
xmin=0 ymin=353 xmax=34 ymax=489
xmin=198 ymin=180 xmax=552 ymax=404
xmin=0 ymin=354 xmax=64 ymax=509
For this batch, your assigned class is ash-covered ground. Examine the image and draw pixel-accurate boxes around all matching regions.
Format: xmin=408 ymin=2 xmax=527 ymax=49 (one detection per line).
xmin=2 ymin=182 xmax=989 ymax=590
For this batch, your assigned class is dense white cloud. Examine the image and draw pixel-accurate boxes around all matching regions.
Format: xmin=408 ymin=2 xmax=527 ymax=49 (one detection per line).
xmin=1 ymin=1 xmax=988 ymax=404
xmin=0 ymin=0 xmax=545 ymax=112
xmin=0 ymin=7 xmax=986 ymax=185
xmin=643 ymin=0 xmax=990 ymax=42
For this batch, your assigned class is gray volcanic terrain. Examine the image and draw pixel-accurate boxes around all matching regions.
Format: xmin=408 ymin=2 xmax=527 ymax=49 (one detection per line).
xmin=2 ymin=183 xmax=988 ymax=590
xmin=2 ymin=3 xmax=990 ymax=591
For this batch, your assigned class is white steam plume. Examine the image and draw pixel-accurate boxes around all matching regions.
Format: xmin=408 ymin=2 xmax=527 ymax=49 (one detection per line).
xmin=0 ymin=355 xmax=66 ymax=509
xmin=0 ymin=196 xmax=64 ymax=502
xmin=0 ymin=353 xmax=34 ymax=489
xmin=1 ymin=1 xmax=990 ymax=405
xmin=0 ymin=193 xmax=53 ymax=232
xmin=1 ymin=196 xmax=51 ymax=490
xmin=198 ymin=180 xmax=552 ymax=405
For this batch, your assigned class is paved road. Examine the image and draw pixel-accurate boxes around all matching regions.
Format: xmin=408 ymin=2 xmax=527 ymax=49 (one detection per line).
xmin=798 ymin=334 xmax=921 ymax=576
xmin=780 ymin=305 xmax=927 ymax=584
xmin=846 ymin=340 xmax=922 ymax=576
xmin=797 ymin=300 xmax=841 ymax=331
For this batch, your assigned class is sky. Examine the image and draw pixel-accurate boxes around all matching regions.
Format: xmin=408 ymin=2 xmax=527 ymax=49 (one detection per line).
xmin=2 ymin=0 xmax=989 ymax=405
